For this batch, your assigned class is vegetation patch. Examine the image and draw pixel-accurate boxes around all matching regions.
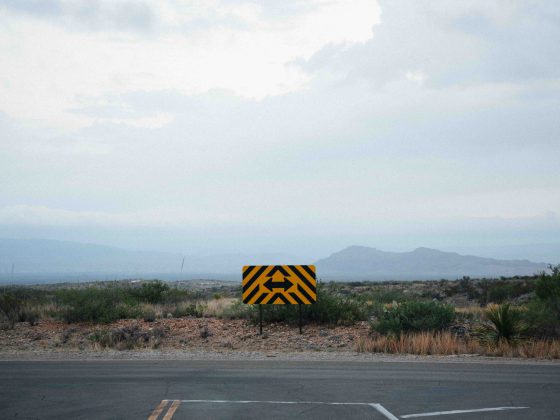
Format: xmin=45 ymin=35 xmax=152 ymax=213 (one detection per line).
xmin=372 ymin=301 xmax=456 ymax=335
xmin=89 ymin=324 xmax=166 ymax=350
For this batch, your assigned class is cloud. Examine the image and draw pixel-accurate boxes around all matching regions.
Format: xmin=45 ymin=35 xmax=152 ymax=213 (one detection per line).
xmin=300 ymin=0 xmax=560 ymax=87
xmin=0 ymin=0 xmax=380 ymax=130
xmin=0 ymin=1 xmax=559 ymax=254
xmin=0 ymin=0 xmax=156 ymax=32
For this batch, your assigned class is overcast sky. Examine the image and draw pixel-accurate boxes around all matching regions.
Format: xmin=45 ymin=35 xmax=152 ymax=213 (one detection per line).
xmin=1 ymin=0 xmax=559 ymax=259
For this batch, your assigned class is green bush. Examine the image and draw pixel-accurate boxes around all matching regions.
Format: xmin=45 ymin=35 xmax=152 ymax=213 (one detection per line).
xmin=357 ymin=288 xmax=408 ymax=305
xmin=56 ymin=287 xmax=138 ymax=324
xmin=524 ymin=265 xmax=560 ymax=337
xmin=0 ymin=287 xmax=47 ymax=328
xmin=477 ymin=279 xmax=535 ymax=304
xmin=476 ymin=304 xmax=524 ymax=344
xmin=372 ymin=301 xmax=455 ymax=335
xmin=89 ymin=325 xmax=165 ymax=350
xmin=130 ymin=281 xmax=169 ymax=304
xmin=252 ymin=285 xmax=368 ymax=326
xmin=172 ymin=302 xmax=206 ymax=318
xmin=0 ymin=291 xmax=23 ymax=328
xmin=306 ymin=287 xmax=367 ymax=325
xmin=218 ymin=300 xmax=252 ymax=319
xmin=535 ymin=265 xmax=560 ymax=316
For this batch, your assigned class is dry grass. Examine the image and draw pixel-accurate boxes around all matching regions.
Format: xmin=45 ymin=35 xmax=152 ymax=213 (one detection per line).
xmin=484 ymin=339 xmax=560 ymax=358
xmin=356 ymin=331 xmax=481 ymax=355
xmin=355 ymin=331 xmax=560 ymax=359
xmin=130 ymin=298 xmax=240 ymax=320
xmin=203 ymin=298 xmax=237 ymax=317
xmin=455 ymin=306 xmax=486 ymax=320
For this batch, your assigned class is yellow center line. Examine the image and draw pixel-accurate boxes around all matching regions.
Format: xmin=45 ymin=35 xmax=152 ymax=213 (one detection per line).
xmin=148 ymin=399 xmax=169 ymax=420
xmin=162 ymin=400 xmax=181 ymax=420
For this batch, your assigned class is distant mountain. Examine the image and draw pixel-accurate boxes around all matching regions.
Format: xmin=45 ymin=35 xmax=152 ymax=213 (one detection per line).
xmin=315 ymin=246 xmax=549 ymax=280
xmin=0 ymin=238 xmax=298 ymax=283
xmin=0 ymin=239 xmax=552 ymax=284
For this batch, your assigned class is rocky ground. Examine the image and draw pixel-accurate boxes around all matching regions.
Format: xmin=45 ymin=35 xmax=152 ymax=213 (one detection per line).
xmin=0 ymin=318 xmax=369 ymax=353
xmin=2 ymin=319 xmax=559 ymax=364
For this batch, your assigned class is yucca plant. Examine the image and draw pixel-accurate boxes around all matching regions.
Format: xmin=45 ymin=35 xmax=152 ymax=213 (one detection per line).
xmin=476 ymin=304 xmax=524 ymax=345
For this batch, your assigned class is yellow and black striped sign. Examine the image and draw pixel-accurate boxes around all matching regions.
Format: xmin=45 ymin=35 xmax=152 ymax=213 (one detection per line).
xmin=242 ymin=265 xmax=317 ymax=305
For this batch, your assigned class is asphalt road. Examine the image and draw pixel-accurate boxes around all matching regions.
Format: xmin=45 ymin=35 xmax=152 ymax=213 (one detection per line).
xmin=0 ymin=359 xmax=559 ymax=419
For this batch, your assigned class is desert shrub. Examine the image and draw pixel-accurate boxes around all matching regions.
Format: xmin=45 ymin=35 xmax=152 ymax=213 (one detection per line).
xmin=89 ymin=324 xmax=165 ymax=350
xmin=306 ymin=287 xmax=367 ymax=325
xmin=535 ymin=265 xmax=560 ymax=315
xmin=213 ymin=299 xmax=252 ymax=319
xmin=253 ymin=285 xmax=367 ymax=326
xmin=130 ymin=281 xmax=169 ymax=304
xmin=372 ymin=301 xmax=455 ymax=335
xmin=56 ymin=287 xmax=137 ymax=323
xmin=141 ymin=308 xmax=156 ymax=322
xmin=458 ymin=277 xmax=480 ymax=300
xmin=524 ymin=265 xmax=560 ymax=337
xmin=0 ymin=287 xmax=48 ymax=328
xmin=358 ymin=288 xmax=408 ymax=305
xmin=172 ymin=302 xmax=205 ymax=318
xmin=477 ymin=279 xmax=535 ymax=305
xmin=476 ymin=304 xmax=524 ymax=345
xmin=162 ymin=287 xmax=195 ymax=304
xmin=0 ymin=291 xmax=23 ymax=328
xmin=18 ymin=306 xmax=40 ymax=326
xmin=525 ymin=300 xmax=559 ymax=337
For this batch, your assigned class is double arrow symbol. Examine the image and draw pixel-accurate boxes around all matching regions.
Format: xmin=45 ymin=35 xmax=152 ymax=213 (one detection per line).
xmin=262 ymin=277 xmax=293 ymax=291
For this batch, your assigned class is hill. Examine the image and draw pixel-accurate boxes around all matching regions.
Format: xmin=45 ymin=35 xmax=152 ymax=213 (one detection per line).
xmin=315 ymin=246 xmax=549 ymax=280
xmin=0 ymin=239 xmax=551 ymax=283
xmin=0 ymin=238 xmax=296 ymax=283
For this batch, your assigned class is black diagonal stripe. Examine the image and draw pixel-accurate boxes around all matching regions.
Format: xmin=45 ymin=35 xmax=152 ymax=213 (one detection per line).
xmin=290 ymin=292 xmax=304 ymax=304
xmin=243 ymin=265 xmax=256 ymax=278
xmin=243 ymin=265 xmax=267 ymax=292
xmin=271 ymin=293 xmax=290 ymax=304
xmin=297 ymin=284 xmax=315 ymax=303
xmin=301 ymin=265 xmax=316 ymax=279
xmin=288 ymin=265 xmax=315 ymax=293
xmin=254 ymin=292 xmax=268 ymax=304
xmin=267 ymin=265 xmax=289 ymax=277
xmin=243 ymin=284 xmax=261 ymax=303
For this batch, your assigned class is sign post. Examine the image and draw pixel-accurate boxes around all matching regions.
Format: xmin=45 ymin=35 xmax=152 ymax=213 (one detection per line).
xmin=259 ymin=304 xmax=263 ymax=335
xmin=299 ymin=304 xmax=302 ymax=334
xmin=242 ymin=265 xmax=317 ymax=335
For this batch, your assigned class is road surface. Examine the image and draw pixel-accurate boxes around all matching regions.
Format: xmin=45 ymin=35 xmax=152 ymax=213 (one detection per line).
xmin=0 ymin=359 xmax=559 ymax=419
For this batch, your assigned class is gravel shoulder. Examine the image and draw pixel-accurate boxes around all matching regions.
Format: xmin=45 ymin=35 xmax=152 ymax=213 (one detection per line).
xmin=1 ymin=349 xmax=559 ymax=365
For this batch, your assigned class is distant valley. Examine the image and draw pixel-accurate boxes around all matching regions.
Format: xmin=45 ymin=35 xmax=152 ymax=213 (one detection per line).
xmin=0 ymin=238 xmax=552 ymax=284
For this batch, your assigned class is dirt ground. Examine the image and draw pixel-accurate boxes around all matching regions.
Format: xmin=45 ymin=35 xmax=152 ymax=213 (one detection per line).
xmin=0 ymin=318 xmax=370 ymax=353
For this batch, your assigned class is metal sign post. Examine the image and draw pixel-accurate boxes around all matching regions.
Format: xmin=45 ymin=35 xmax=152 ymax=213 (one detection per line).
xmin=259 ymin=304 xmax=263 ymax=335
xmin=299 ymin=304 xmax=302 ymax=334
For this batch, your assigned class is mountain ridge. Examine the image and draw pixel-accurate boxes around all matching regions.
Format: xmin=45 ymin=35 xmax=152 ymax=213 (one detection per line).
xmin=0 ymin=238 xmax=552 ymax=283
xmin=315 ymin=245 xmax=549 ymax=280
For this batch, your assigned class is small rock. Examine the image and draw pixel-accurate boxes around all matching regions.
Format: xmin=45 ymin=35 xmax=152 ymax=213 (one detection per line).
xmin=199 ymin=326 xmax=212 ymax=339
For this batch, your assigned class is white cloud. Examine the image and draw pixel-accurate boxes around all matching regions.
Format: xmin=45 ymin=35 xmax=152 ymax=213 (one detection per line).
xmin=0 ymin=0 xmax=380 ymax=130
xmin=0 ymin=0 xmax=559 ymax=255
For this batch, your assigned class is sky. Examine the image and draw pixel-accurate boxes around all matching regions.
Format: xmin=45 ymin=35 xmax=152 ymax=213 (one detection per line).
xmin=1 ymin=0 xmax=559 ymax=260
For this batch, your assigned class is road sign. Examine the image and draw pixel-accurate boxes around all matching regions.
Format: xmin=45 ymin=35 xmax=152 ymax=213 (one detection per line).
xmin=242 ymin=265 xmax=317 ymax=305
